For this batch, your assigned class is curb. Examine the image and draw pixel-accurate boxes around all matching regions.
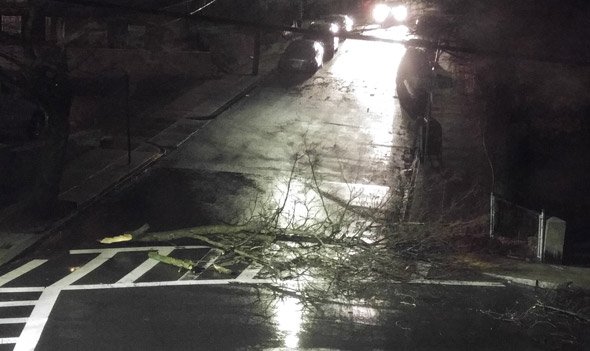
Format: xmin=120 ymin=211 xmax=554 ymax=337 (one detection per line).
xmin=483 ymin=273 xmax=570 ymax=290
xmin=187 ymin=75 xmax=266 ymax=120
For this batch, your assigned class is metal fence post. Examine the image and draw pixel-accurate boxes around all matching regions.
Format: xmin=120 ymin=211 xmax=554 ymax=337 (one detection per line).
xmin=537 ymin=209 xmax=545 ymax=261
xmin=489 ymin=192 xmax=495 ymax=238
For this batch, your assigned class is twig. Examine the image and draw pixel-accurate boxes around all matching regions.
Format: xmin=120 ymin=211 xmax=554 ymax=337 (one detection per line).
xmin=536 ymin=303 xmax=590 ymax=323
xmin=192 ymin=234 xmax=265 ymax=265
xmin=274 ymin=153 xmax=302 ymax=227
xmin=305 ymin=150 xmax=333 ymax=225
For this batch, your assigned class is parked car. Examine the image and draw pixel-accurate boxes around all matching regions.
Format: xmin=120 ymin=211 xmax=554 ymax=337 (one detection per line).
xmin=278 ymin=39 xmax=325 ymax=73
xmin=319 ymin=14 xmax=354 ymax=41
xmin=305 ymin=20 xmax=340 ymax=60
xmin=395 ymin=48 xmax=431 ymax=119
xmin=411 ymin=14 xmax=454 ymax=41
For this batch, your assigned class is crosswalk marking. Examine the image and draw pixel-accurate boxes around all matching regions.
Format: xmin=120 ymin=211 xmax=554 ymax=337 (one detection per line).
xmin=52 ymin=250 xmax=118 ymax=287
xmin=117 ymin=247 xmax=175 ymax=284
xmin=16 ymin=251 xmax=122 ymax=351
xmin=0 ymin=260 xmax=47 ymax=287
xmin=237 ymin=262 xmax=264 ymax=281
xmin=0 ymin=300 xmax=37 ymax=307
xmin=0 ymin=318 xmax=28 ymax=324
xmin=0 ymin=337 xmax=18 ymax=344
xmin=5 ymin=246 xmax=270 ymax=351
xmin=60 ymin=278 xmax=274 ymax=290
xmin=70 ymin=246 xmax=208 ymax=255
xmin=180 ymin=248 xmax=223 ymax=281
xmin=13 ymin=287 xmax=60 ymax=351
xmin=0 ymin=287 xmax=44 ymax=293
xmin=407 ymin=279 xmax=505 ymax=287
xmin=0 ymin=246 xmax=506 ymax=351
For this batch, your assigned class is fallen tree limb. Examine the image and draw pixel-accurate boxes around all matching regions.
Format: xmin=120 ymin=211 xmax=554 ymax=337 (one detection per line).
xmin=148 ymin=251 xmax=195 ymax=271
xmin=536 ymin=303 xmax=590 ymax=323
xmin=99 ymin=223 xmax=151 ymax=244
xmin=133 ymin=223 xmax=355 ymax=247
xmin=191 ymin=234 xmax=265 ymax=265
xmin=137 ymin=224 xmax=261 ymax=242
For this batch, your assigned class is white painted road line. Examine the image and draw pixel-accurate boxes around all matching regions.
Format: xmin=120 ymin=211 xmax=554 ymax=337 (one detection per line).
xmin=13 ymin=287 xmax=60 ymax=351
xmin=0 ymin=300 xmax=37 ymax=307
xmin=15 ymin=251 xmax=120 ymax=351
xmin=0 ymin=318 xmax=28 ymax=324
xmin=236 ymin=262 xmax=264 ymax=281
xmin=52 ymin=251 xmax=116 ymax=287
xmin=0 ymin=287 xmax=44 ymax=293
xmin=117 ymin=247 xmax=175 ymax=284
xmin=61 ymin=278 xmax=275 ymax=291
xmin=0 ymin=337 xmax=18 ymax=344
xmin=180 ymin=248 xmax=223 ymax=281
xmin=70 ymin=246 xmax=208 ymax=254
xmin=0 ymin=260 xmax=47 ymax=287
xmin=408 ymin=279 xmax=505 ymax=287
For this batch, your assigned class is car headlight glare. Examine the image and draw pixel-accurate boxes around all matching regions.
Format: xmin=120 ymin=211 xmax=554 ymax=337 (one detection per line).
xmin=391 ymin=5 xmax=408 ymax=22
xmin=372 ymin=4 xmax=390 ymax=23
xmin=330 ymin=23 xmax=339 ymax=34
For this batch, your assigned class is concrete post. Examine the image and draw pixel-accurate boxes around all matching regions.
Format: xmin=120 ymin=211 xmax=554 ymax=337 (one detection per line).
xmin=543 ymin=217 xmax=566 ymax=264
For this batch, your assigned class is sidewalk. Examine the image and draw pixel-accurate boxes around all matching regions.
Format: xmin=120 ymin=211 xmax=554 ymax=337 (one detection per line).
xmin=0 ymin=43 xmax=286 ymax=267
xmin=405 ymin=50 xmax=590 ymax=291
xmin=461 ymin=254 xmax=590 ymax=290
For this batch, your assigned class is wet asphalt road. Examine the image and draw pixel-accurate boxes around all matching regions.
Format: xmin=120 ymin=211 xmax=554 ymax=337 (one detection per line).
xmin=1 ymin=30 xmax=588 ymax=350
xmin=0 ymin=249 xmax=556 ymax=351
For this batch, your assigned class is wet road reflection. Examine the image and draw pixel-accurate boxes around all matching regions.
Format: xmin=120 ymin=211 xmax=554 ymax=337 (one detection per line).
xmin=273 ymin=295 xmax=303 ymax=348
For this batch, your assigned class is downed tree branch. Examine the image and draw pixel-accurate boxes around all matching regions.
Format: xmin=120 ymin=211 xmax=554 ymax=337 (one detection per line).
xmin=137 ymin=224 xmax=260 ymax=242
xmin=536 ymin=303 xmax=590 ymax=323
xmin=99 ymin=224 xmax=150 ymax=244
xmin=133 ymin=223 xmax=364 ymax=247
xmin=211 ymin=264 xmax=232 ymax=275
xmin=148 ymin=251 xmax=195 ymax=271
xmin=191 ymin=234 xmax=265 ymax=265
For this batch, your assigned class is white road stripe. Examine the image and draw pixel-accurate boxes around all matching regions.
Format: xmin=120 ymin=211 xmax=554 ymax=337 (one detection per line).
xmin=407 ymin=279 xmax=505 ymax=287
xmin=13 ymin=287 xmax=60 ymax=351
xmin=117 ymin=247 xmax=175 ymax=284
xmin=0 ymin=287 xmax=44 ymax=293
xmin=0 ymin=318 xmax=28 ymax=324
xmin=61 ymin=278 xmax=274 ymax=290
xmin=0 ymin=300 xmax=37 ymax=307
xmin=70 ymin=246 xmax=208 ymax=254
xmin=0 ymin=260 xmax=47 ymax=287
xmin=1 ymin=337 xmax=18 ymax=344
xmin=236 ymin=262 xmax=264 ymax=281
xmin=15 ymin=251 xmax=118 ymax=351
xmin=52 ymin=250 xmax=119 ymax=287
xmin=179 ymin=248 xmax=223 ymax=281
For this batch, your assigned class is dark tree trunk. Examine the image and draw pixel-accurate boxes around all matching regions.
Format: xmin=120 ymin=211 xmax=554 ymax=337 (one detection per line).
xmin=17 ymin=1 xmax=73 ymax=218
xmin=26 ymin=62 xmax=72 ymax=217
